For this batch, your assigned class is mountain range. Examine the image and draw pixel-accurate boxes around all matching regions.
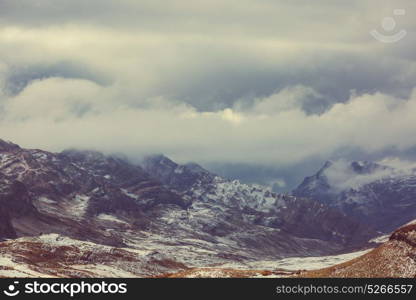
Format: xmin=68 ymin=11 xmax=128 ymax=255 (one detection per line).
xmin=0 ymin=139 xmax=415 ymax=277
xmin=294 ymin=160 xmax=416 ymax=232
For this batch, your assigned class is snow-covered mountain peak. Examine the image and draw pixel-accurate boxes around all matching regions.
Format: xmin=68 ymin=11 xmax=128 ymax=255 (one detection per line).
xmin=294 ymin=159 xmax=416 ymax=232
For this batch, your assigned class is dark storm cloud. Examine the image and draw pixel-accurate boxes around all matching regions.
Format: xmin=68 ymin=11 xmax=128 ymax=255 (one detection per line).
xmin=1 ymin=0 xmax=415 ymax=110
xmin=3 ymin=62 xmax=111 ymax=95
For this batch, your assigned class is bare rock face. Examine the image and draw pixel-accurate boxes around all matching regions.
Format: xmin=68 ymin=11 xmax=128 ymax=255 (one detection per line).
xmin=142 ymin=155 xmax=215 ymax=192
xmin=294 ymin=160 xmax=416 ymax=232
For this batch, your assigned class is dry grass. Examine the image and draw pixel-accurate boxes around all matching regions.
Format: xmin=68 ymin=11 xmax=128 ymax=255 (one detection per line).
xmin=296 ymin=226 xmax=416 ymax=278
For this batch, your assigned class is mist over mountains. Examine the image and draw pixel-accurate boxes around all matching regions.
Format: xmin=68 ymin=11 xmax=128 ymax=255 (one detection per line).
xmin=1 ymin=0 xmax=416 ymax=278
xmin=1 ymin=0 xmax=416 ymax=174
xmin=1 ymin=139 xmax=416 ymax=277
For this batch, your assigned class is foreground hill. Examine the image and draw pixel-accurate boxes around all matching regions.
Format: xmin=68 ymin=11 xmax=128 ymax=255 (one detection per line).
xmin=3 ymin=223 xmax=413 ymax=278
xmin=297 ymin=221 xmax=416 ymax=278
xmin=0 ymin=233 xmax=370 ymax=278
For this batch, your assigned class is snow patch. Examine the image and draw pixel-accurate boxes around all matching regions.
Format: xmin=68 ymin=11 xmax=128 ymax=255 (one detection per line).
xmin=97 ymin=214 xmax=128 ymax=224
xmin=221 ymin=249 xmax=372 ymax=271
xmin=37 ymin=197 xmax=57 ymax=204
xmin=66 ymin=195 xmax=90 ymax=218
xmin=121 ymin=189 xmax=139 ymax=200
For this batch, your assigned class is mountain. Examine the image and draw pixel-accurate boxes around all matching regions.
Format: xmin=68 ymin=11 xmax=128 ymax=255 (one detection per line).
xmin=143 ymin=155 xmax=375 ymax=250
xmin=0 ymin=140 xmax=187 ymax=246
xmin=0 ymin=140 xmax=376 ymax=277
xmin=297 ymin=220 xmax=416 ymax=278
xmin=293 ymin=160 xmax=416 ymax=233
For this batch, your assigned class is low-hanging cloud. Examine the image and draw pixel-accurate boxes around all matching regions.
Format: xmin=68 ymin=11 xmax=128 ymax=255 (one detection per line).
xmin=1 ymin=76 xmax=416 ymax=166
xmin=323 ymin=157 xmax=416 ymax=192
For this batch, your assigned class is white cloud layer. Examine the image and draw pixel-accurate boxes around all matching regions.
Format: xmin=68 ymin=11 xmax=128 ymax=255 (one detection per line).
xmin=324 ymin=158 xmax=416 ymax=191
xmin=1 ymin=76 xmax=416 ymax=165
xmin=0 ymin=0 xmax=416 ymax=167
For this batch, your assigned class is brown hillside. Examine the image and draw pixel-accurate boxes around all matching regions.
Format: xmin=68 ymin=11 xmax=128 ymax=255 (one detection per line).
xmin=297 ymin=224 xmax=416 ymax=278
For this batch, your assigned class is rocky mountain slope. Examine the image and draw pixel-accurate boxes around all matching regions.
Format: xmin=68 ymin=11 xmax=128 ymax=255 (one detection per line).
xmin=293 ymin=160 xmax=416 ymax=232
xmin=0 ymin=139 xmax=379 ymax=277
xmin=143 ymin=155 xmax=375 ymax=251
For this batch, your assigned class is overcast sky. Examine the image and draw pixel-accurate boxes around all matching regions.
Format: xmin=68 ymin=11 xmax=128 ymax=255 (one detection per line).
xmin=0 ymin=0 xmax=415 ymax=188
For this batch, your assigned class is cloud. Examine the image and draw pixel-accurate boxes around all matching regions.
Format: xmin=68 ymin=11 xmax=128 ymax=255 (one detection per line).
xmin=0 ymin=1 xmax=416 ymax=110
xmin=0 ymin=0 xmax=416 ymax=170
xmin=323 ymin=157 xmax=416 ymax=192
xmin=324 ymin=161 xmax=392 ymax=191
xmin=245 ymin=86 xmax=328 ymax=115
xmin=378 ymin=157 xmax=416 ymax=171
xmin=1 ymin=75 xmax=416 ymax=167
xmin=273 ymin=179 xmax=287 ymax=189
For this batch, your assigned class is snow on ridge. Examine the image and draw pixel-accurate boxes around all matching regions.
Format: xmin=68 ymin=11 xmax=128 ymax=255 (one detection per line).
xmin=189 ymin=176 xmax=286 ymax=213
xmin=65 ymin=194 xmax=90 ymax=218
xmin=121 ymin=188 xmax=139 ymax=200
xmin=220 ymin=249 xmax=372 ymax=271
xmin=369 ymin=234 xmax=390 ymax=244
xmin=97 ymin=214 xmax=128 ymax=224
xmin=37 ymin=197 xmax=57 ymax=204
